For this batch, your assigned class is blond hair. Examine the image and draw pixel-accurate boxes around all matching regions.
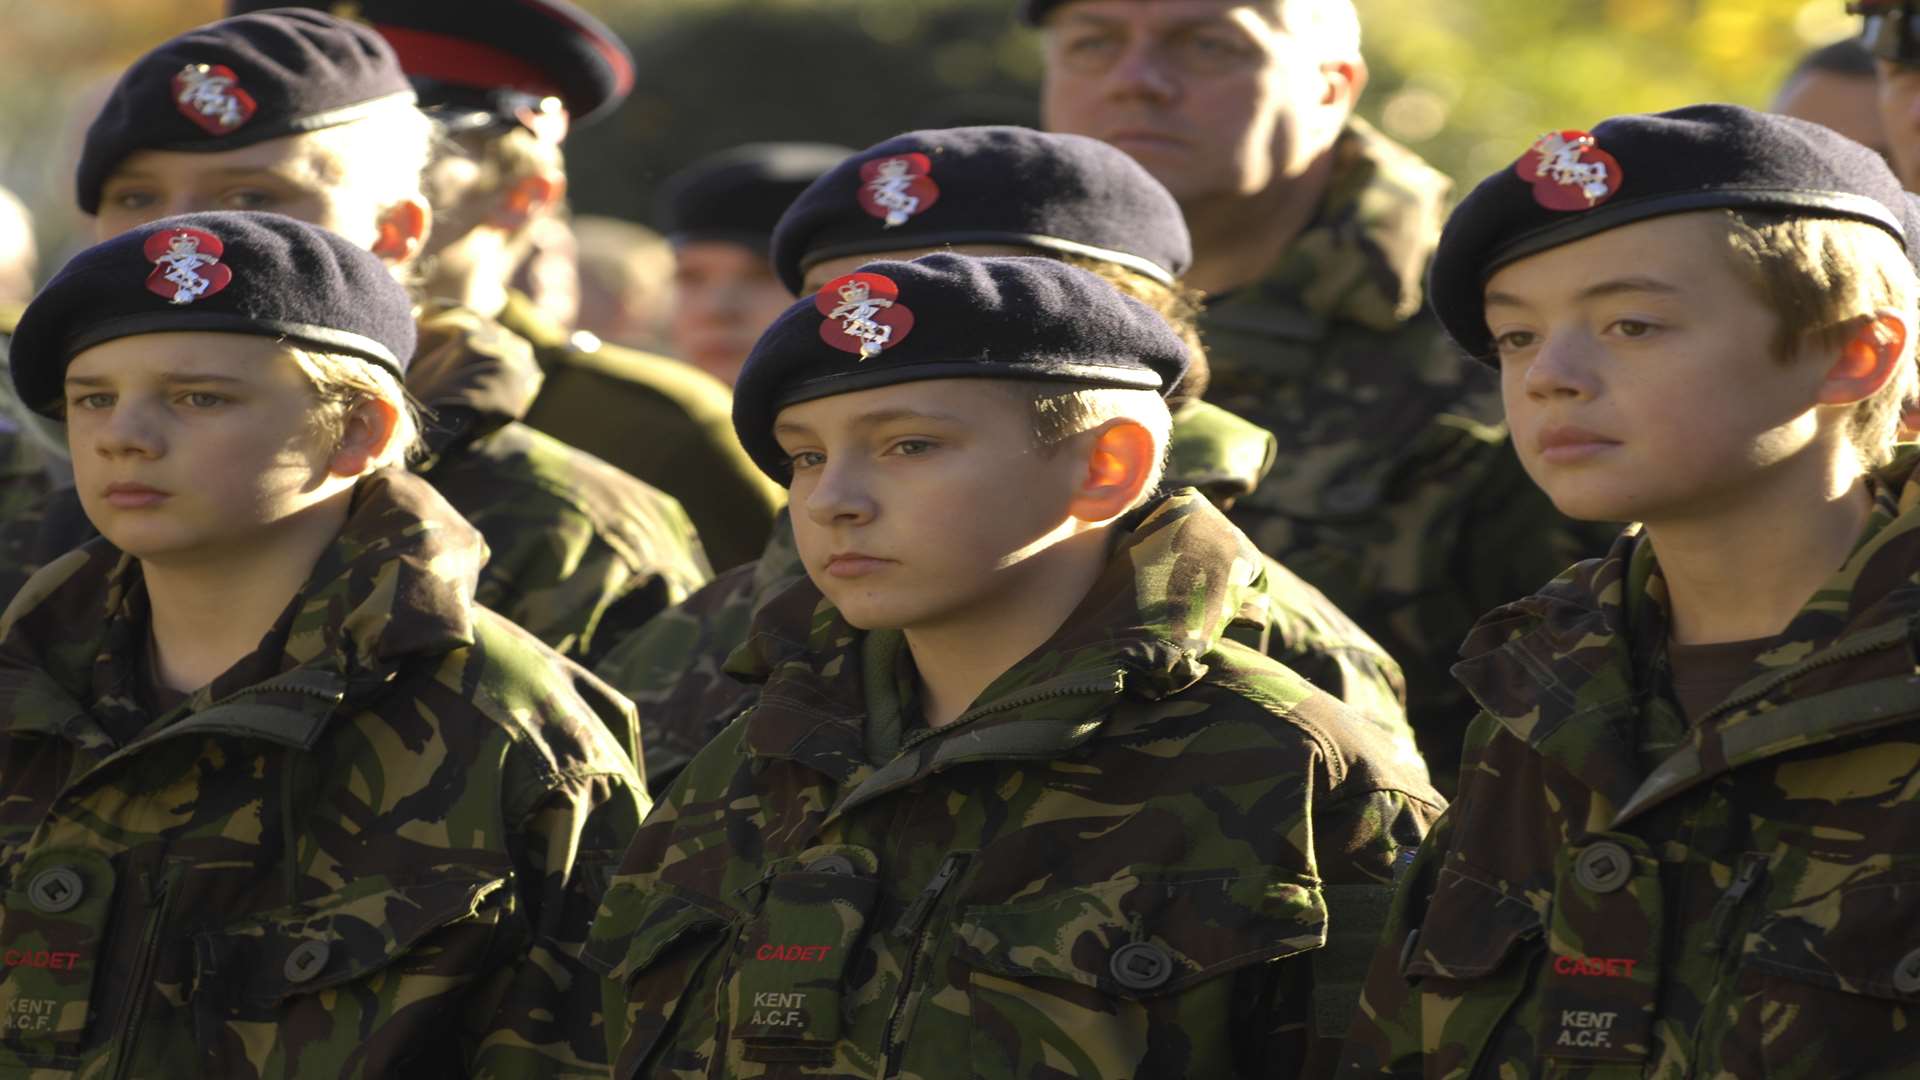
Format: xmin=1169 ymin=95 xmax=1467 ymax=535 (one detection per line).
xmin=1056 ymin=253 xmax=1211 ymax=406
xmin=1004 ymin=380 xmax=1173 ymax=510
xmin=424 ymin=124 xmax=564 ymax=249
xmin=304 ymin=100 xmax=436 ymax=233
xmin=1716 ymin=209 xmax=1920 ymax=466
xmin=286 ymin=346 xmax=426 ymax=470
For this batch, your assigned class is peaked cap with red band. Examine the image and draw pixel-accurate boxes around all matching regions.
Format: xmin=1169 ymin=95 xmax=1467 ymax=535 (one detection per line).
xmin=770 ymin=126 xmax=1191 ymax=295
xmin=732 ymin=253 xmax=1190 ymax=481
xmin=1428 ymin=103 xmax=1920 ymax=363
xmin=10 ymin=211 xmax=416 ymax=417
xmin=226 ymin=0 xmax=635 ymax=128
xmin=77 ymin=10 xmax=414 ymax=215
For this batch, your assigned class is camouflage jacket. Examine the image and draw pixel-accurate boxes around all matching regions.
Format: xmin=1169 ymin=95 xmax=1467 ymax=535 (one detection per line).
xmin=0 ymin=467 xmax=646 ymax=1077
xmin=499 ymin=290 xmax=785 ymax=572
xmin=1201 ymin=118 xmax=1612 ymax=797
xmin=597 ymin=402 xmax=1413 ymax=793
xmin=583 ymin=490 xmax=1443 ymax=1079
xmin=1341 ymin=447 xmax=1920 ymax=1078
xmin=410 ymin=302 xmax=712 ymax=664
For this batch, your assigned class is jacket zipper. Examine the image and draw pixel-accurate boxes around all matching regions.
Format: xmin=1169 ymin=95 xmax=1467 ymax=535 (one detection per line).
xmin=109 ymin=863 xmax=177 ymax=1080
xmin=899 ymin=675 xmax=1125 ymax=752
xmin=881 ymin=852 xmax=970 ymax=1077
xmin=1701 ymin=624 xmax=1906 ymax=724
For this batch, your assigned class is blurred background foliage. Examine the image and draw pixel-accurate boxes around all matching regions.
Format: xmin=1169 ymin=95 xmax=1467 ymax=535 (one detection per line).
xmin=0 ymin=0 xmax=1865 ymax=279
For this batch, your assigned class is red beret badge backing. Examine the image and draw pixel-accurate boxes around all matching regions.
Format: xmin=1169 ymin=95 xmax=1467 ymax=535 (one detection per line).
xmin=857 ymin=153 xmax=940 ymax=228
xmin=144 ymin=227 xmax=232 ymax=306
xmin=1515 ymin=130 xmax=1623 ymax=212
xmin=173 ymin=63 xmax=258 ymax=135
xmin=816 ymin=272 xmax=914 ymax=359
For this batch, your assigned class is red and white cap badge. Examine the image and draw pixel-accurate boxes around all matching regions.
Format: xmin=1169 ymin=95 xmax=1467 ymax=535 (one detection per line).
xmin=816 ymin=272 xmax=914 ymax=359
xmin=857 ymin=153 xmax=940 ymax=228
xmin=172 ymin=63 xmax=257 ymax=135
xmin=144 ymin=227 xmax=232 ymax=306
xmin=1515 ymin=130 xmax=1623 ymax=212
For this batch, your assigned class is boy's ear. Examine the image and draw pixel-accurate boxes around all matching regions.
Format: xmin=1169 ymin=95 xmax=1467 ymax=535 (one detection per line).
xmin=1818 ymin=309 xmax=1910 ymax=407
xmin=1067 ymin=419 xmax=1158 ymax=524
xmin=328 ymin=397 xmax=401 ymax=478
xmin=371 ymin=197 xmax=431 ymax=266
xmin=488 ymin=173 xmax=565 ymax=235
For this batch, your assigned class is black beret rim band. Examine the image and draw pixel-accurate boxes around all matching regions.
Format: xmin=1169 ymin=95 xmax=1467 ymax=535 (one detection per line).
xmin=797 ymin=232 xmax=1178 ymax=288
xmin=771 ymin=360 xmax=1168 ymax=412
xmin=1481 ymin=187 xmax=1907 ymax=283
xmin=45 ymin=313 xmax=404 ymax=403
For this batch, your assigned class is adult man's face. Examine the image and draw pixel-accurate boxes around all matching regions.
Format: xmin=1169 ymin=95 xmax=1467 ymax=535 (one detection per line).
xmin=1039 ymin=0 xmax=1356 ymax=204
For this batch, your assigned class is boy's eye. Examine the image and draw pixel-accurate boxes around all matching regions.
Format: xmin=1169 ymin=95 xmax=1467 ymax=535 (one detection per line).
xmin=786 ymin=450 xmax=826 ymax=471
xmin=108 ymin=190 xmax=157 ymax=211
xmin=179 ymin=391 xmax=227 ymax=408
xmin=1612 ymin=319 xmax=1654 ymax=338
xmin=219 ymin=189 xmax=276 ymax=210
xmin=888 ymin=439 xmax=935 ymax=457
xmin=70 ymin=392 xmax=115 ymax=410
xmin=1492 ymin=330 xmax=1537 ymax=353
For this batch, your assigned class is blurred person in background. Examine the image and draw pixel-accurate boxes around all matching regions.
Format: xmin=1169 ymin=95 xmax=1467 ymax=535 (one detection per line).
xmin=12 ymin=9 xmax=712 ymax=669
xmin=0 ymin=182 xmax=67 ymax=534
xmin=227 ymin=0 xmax=784 ymax=570
xmin=658 ymin=142 xmax=852 ymax=387
xmin=1773 ymin=35 xmax=1889 ymax=158
xmin=1029 ymin=0 xmax=1610 ymax=797
xmin=511 ymin=206 xmax=583 ymax=330
xmin=572 ymin=214 xmax=676 ymax=355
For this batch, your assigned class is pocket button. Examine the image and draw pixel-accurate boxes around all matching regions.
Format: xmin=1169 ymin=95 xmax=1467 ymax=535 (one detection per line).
xmin=27 ymin=867 xmax=84 ymax=914
xmin=1894 ymin=948 xmax=1920 ymax=995
xmin=1574 ymin=842 xmax=1633 ymax=894
xmin=805 ymin=855 xmax=856 ymax=877
xmin=284 ymin=940 xmax=331 ymax=984
xmin=1110 ymin=941 xmax=1174 ymax=991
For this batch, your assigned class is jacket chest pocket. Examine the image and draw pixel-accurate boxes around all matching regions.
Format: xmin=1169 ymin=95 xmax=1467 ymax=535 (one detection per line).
xmin=585 ymin=881 xmax=738 ymax=1080
xmin=1724 ymin=873 xmax=1920 ymax=1079
xmin=189 ymin=866 xmax=508 ymax=1076
xmin=952 ymin=870 xmax=1327 ymax=1080
xmin=0 ymin=848 xmax=117 ymax=1055
xmin=1398 ymin=865 xmax=1545 ymax=1080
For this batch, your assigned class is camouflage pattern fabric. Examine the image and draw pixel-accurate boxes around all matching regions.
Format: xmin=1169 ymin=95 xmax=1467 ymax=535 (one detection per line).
xmin=1201 ymin=118 xmax=1614 ymax=798
xmin=597 ymin=403 xmax=1415 ymax=794
xmin=0 ymin=467 xmax=646 ymax=1076
xmin=1341 ymin=444 xmax=1920 ymax=1078
xmin=584 ymin=489 xmax=1442 ymax=1078
xmin=408 ymin=301 xmax=713 ymax=664
xmin=499 ymin=289 xmax=786 ymax=572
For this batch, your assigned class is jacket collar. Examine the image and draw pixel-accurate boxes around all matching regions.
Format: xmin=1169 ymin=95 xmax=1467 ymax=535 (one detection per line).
xmin=407 ymin=301 xmax=545 ymax=459
xmin=733 ymin=490 xmax=1264 ymax=813
xmin=1453 ymin=448 xmax=1920 ymax=824
xmin=0 ymin=469 xmax=484 ymax=755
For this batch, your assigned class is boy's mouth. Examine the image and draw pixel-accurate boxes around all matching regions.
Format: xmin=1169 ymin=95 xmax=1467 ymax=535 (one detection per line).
xmin=1535 ymin=424 xmax=1620 ymax=464
xmin=102 ymin=481 xmax=171 ymax=509
xmin=824 ymin=552 xmax=893 ymax=579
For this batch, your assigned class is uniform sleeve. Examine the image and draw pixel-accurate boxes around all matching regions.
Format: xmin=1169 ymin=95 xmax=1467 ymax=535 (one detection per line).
xmin=1337 ymin=801 xmax=1455 ymax=1076
xmin=468 ymin=767 xmax=649 ymax=1077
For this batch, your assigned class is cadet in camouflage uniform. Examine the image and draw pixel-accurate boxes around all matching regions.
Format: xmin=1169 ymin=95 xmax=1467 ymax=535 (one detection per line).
xmin=0 ymin=212 xmax=645 ymax=1075
xmin=62 ymin=10 xmax=710 ymax=663
xmin=225 ymin=0 xmax=787 ymax=569
xmin=585 ymin=253 xmax=1442 ymax=1076
xmin=1030 ymin=0 xmax=1611 ymax=795
xmin=597 ymin=126 xmax=1414 ymax=791
xmin=1342 ymin=106 xmax=1920 ymax=1077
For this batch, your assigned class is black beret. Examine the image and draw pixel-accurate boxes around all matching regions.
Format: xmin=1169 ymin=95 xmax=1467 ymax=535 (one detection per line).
xmin=10 ymin=211 xmax=416 ymax=417
xmin=659 ymin=143 xmax=855 ymax=253
xmin=1429 ymin=103 xmax=1920 ymax=362
xmin=226 ymin=0 xmax=633 ymax=127
xmin=733 ymin=253 xmax=1190 ymax=481
xmin=77 ymin=10 xmax=414 ymax=215
xmin=770 ymin=126 xmax=1191 ymax=295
